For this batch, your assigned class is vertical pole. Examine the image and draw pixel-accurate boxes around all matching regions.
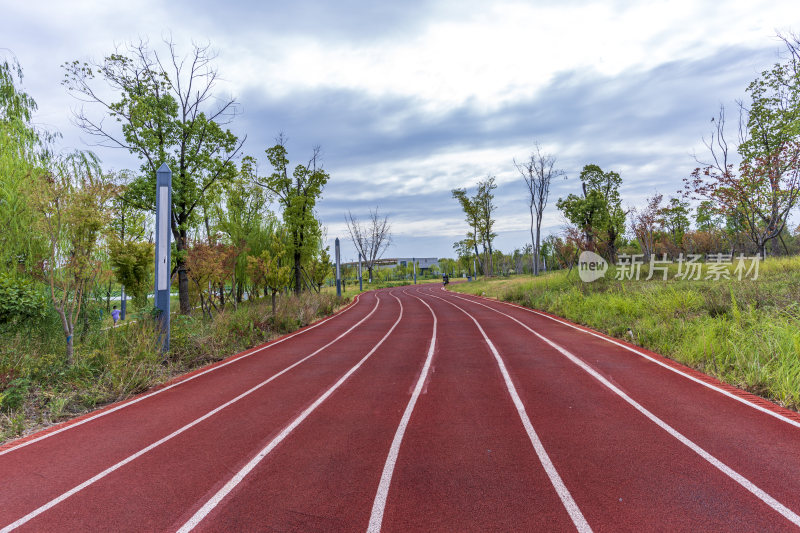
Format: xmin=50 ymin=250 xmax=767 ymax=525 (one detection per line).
xmin=413 ymin=257 xmax=417 ymax=284
xmin=120 ymin=286 xmax=126 ymax=321
xmin=335 ymin=238 xmax=342 ymax=298
xmin=358 ymin=252 xmax=363 ymax=291
xmin=154 ymin=163 xmax=172 ymax=354
xmin=473 ymin=258 xmax=477 ymax=279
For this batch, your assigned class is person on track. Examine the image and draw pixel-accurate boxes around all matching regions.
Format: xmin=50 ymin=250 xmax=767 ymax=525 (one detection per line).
xmin=442 ymin=273 xmax=449 ymax=286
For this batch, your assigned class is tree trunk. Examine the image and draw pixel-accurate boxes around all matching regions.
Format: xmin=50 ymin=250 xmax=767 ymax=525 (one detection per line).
xmin=530 ymin=205 xmax=538 ymax=276
xmin=66 ymin=334 xmax=74 ymax=366
xmin=175 ymin=229 xmax=190 ymax=314
xmin=293 ymin=252 xmax=302 ymax=295
xmin=177 ymin=264 xmax=190 ymax=314
xmin=367 ymin=266 xmax=373 ymax=283
xmin=271 ymin=290 xmax=277 ymax=315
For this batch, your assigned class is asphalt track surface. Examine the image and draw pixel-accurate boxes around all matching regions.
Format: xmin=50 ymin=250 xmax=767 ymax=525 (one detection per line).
xmin=2 ymin=284 xmax=800 ymax=532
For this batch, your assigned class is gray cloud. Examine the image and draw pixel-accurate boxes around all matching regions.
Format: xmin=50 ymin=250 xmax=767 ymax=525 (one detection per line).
xmin=232 ymin=44 xmax=776 ymax=258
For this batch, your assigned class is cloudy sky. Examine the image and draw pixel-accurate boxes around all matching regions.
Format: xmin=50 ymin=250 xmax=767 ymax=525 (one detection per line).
xmin=2 ymin=0 xmax=797 ymax=261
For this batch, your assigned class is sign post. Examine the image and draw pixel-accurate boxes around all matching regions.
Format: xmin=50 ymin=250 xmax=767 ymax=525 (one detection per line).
xmin=154 ymin=163 xmax=172 ymax=354
xmin=120 ymin=286 xmax=126 ymax=321
xmin=335 ymin=238 xmax=342 ymax=298
xmin=358 ymin=252 xmax=363 ymax=291
xmin=413 ymin=257 xmax=417 ymax=284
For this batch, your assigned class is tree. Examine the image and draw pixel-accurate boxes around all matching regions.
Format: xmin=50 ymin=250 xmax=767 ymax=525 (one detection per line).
xmin=217 ymin=157 xmax=269 ymax=304
xmin=476 ymin=176 xmax=498 ymax=276
xmin=258 ymin=135 xmax=329 ymax=294
xmin=31 ymin=152 xmax=114 ymax=364
xmin=62 ymin=39 xmax=245 ymax=314
xmin=0 ymin=55 xmax=50 ymax=273
xmin=687 ymin=35 xmax=800 ymax=259
xmin=658 ymin=197 xmax=691 ymax=252
xmin=248 ymin=226 xmax=292 ymax=314
xmin=108 ymin=241 xmax=153 ymax=307
xmin=557 ymin=164 xmax=626 ymax=261
xmin=515 ymin=143 xmax=563 ymax=275
xmin=451 ymin=188 xmax=482 ymax=273
xmin=694 ymin=199 xmax=723 ymax=232
xmin=345 ymin=207 xmax=392 ymax=283
xmin=452 ymin=238 xmax=475 ymax=276
xmin=629 ymin=193 xmax=662 ymax=262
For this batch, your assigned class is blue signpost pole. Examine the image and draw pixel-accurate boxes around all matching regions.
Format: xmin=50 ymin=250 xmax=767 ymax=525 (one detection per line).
xmin=358 ymin=252 xmax=363 ymax=291
xmin=413 ymin=257 xmax=417 ymax=284
xmin=154 ymin=163 xmax=172 ymax=354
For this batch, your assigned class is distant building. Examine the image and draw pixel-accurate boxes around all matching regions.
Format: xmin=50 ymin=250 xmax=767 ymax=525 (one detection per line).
xmin=342 ymin=257 xmax=440 ymax=274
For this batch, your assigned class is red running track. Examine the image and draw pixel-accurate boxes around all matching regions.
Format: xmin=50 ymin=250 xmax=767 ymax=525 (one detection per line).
xmin=2 ymin=285 xmax=800 ymax=532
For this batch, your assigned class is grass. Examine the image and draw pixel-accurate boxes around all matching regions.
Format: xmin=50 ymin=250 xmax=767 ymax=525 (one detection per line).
xmin=450 ymin=257 xmax=800 ymax=411
xmin=0 ymin=291 xmax=346 ymax=444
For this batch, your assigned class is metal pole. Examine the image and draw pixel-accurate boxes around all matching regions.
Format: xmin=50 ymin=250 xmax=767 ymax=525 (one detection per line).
xmin=154 ymin=163 xmax=172 ymax=353
xmin=358 ymin=252 xmax=363 ymax=291
xmin=120 ymin=286 xmax=126 ymax=321
xmin=413 ymin=257 xmax=417 ymax=284
xmin=335 ymin=238 xmax=342 ymax=298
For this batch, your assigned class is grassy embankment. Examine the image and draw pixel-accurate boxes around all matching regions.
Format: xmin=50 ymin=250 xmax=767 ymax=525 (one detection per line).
xmin=450 ymin=256 xmax=800 ymax=411
xmin=0 ymin=291 xmax=345 ymax=444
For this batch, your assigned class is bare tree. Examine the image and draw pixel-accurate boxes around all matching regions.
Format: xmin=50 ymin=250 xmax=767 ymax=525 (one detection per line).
xmin=345 ymin=208 xmax=392 ymax=283
xmin=515 ymin=144 xmax=563 ymax=275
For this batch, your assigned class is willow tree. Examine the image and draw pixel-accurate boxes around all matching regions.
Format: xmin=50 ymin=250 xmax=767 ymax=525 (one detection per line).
xmin=0 ymin=55 xmax=49 ymax=272
xmin=62 ymin=39 xmax=244 ymax=314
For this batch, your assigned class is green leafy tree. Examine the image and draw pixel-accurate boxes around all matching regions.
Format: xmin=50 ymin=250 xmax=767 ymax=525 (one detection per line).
xmin=658 ymin=197 xmax=691 ymax=251
xmin=31 ymin=152 xmax=115 ymax=364
xmin=687 ymin=35 xmax=800 ymax=258
xmin=451 ymin=188 xmax=482 ymax=274
xmin=476 ymin=176 xmax=498 ymax=276
xmin=108 ymin=241 xmax=153 ymax=308
xmin=556 ymin=164 xmax=626 ymax=261
xmin=217 ymin=157 xmax=269 ymax=304
xmin=62 ymin=39 xmax=244 ymax=314
xmin=248 ymin=226 xmax=292 ymax=313
xmin=258 ymin=135 xmax=329 ymax=294
xmin=452 ymin=175 xmax=497 ymax=276
xmin=0 ymin=55 xmax=49 ymax=273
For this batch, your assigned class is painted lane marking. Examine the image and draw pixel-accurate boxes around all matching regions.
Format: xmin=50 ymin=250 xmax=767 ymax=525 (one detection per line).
xmin=441 ymin=290 xmax=800 ymax=528
xmin=0 ymin=295 xmax=364 ymax=457
xmin=367 ymin=289 xmax=437 ymax=533
xmin=0 ymin=296 xmax=380 ymax=533
xmin=446 ymin=287 xmax=800 ymax=430
xmin=425 ymin=290 xmax=592 ymax=533
xmin=177 ymin=292 xmax=405 ymax=533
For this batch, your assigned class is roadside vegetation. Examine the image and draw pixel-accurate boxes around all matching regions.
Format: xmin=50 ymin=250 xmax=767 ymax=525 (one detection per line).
xmin=450 ymin=256 xmax=800 ymax=411
xmin=0 ymin=292 xmax=343 ymax=444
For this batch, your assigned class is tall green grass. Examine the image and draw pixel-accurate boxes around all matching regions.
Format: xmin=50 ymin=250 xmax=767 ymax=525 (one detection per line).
xmin=452 ymin=257 xmax=800 ymax=410
xmin=0 ymin=292 xmax=343 ymax=443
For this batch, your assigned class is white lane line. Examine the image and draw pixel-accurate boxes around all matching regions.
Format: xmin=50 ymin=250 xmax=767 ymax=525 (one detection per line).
xmin=425 ymin=291 xmax=592 ymax=533
xmin=442 ymin=291 xmax=800 ymax=528
xmin=0 ymin=295 xmax=364 ymax=457
xmin=177 ymin=292 xmax=405 ymax=533
xmin=367 ymin=289 xmax=437 ymax=533
xmin=447 ymin=288 xmax=800 ymax=430
xmin=0 ymin=296 xmax=380 ymax=533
